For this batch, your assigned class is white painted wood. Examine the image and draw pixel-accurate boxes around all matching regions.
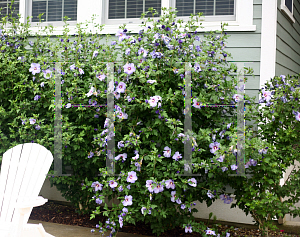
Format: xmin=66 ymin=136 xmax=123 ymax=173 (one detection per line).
xmin=0 ymin=143 xmax=55 ymax=237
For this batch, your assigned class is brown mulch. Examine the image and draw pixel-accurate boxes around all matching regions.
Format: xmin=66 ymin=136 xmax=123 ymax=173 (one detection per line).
xmin=29 ymin=201 xmax=299 ymax=236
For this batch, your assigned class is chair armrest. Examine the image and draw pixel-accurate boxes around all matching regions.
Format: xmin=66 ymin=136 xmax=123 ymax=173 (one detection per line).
xmin=16 ymin=196 xmax=48 ymax=215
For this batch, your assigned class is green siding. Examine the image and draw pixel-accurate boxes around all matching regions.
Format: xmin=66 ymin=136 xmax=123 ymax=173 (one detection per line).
xmin=275 ymin=0 xmax=300 ymax=76
xmin=225 ymin=1 xmax=262 ymax=103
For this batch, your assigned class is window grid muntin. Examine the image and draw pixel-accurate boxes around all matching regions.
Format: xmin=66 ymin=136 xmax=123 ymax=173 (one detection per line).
xmin=31 ymin=0 xmax=77 ymax=22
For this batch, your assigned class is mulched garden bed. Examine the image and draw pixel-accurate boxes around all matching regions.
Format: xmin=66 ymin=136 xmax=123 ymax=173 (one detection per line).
xmin=29 ymin=201 xmax=299 ymax=236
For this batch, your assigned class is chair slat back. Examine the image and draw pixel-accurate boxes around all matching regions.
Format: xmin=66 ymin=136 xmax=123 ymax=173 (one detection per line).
xmin=0 ymin=143 xmax=53 ymax=226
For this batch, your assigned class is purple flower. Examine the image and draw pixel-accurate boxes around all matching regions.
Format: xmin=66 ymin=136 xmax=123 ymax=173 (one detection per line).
xmin=231 ymin=164 xmax=238 ymax=170
xmin=122 ymin=195 xmax=133 ymax=206
xmin=216 ymin=155 xmax=225 ymax=162
xmin=146 ymin=180 xmax=154 ymax=193
xmin=119 ymin=217 xmax=123 ymax=228
xmin=21 ymin=119 xmax=26 ymax=125
xmin=127 ymin=171 xmax=138 ymax=183
xmin=123 ymin=63 xmax=136 ymax=75
xmin=127 ymin=185 xmax=131 ymax=190
xmin=163 ymin=146 xmax=172 ymax=157
xmin=109 ymin=180 xmax=118 ymax=188
xmin=192 ymin=99 xmax=201 ymax=109
xmin=165 ymin=179 xmax=175 ymax=189
xmin=141 ymin=207 xmax=147 ymax=215
xmin=29 ymin=118 xmax=36 ymax=124
xmin=43 ymin=69 xmax=52 ymax=79
xmin=207 ymin=190 xmax=215 ymax=199
xmin=153 ymin=182 xmax=164 ymax=193
xmin=232 ymin=94 xmax=243 ymax=102
xmin=209 ymin=142 xmax=220 ymax=154
xmin=66 ymin=103 xmax=71 ymax=108
xmin=118 ymin=185 xmax=123 ymax=192
xmin=111 ymin=41 xmax=116 ymax=45
xmin=92 ymin=50 xmax=98 ymax=58
xmin=35 ymin=125 xmax=41 ymax=130
xmin=185 ymin=225 xmax=192 ymax=233
xmin=79 ymin=68 xmax=84 ymax=75
xmin=187 ymin=178 xmax=197 ymax=187
xmin=172 ymin=151 xmax=182 ymax=161
xmin=194 ymin=62 xmax=201 ymax=73
xmin=34 ymin=95 xmax=41 ymax=101
xmin=171 ymin=191 xmax=176 ymax=202
xmin=91 ymin=181 xmax=103 ymax=191
xmin=205 ymin=228 xmax=216 ymax=235
xmin=258 ymin=148 xmax=268 ymax=154
xmin=29 ymin=63 xmax=40 ymax=75
xmin=96 ymin=198 xmax=102 ymax=204
xmin=88 ymin=152 xmax=94 ymax=158
xmin=115 ymin=153 xmax=127 ymax=161
xmin=115 ymin=82 xmax=126 ymax=93
xmin=70 ymin=64 xmax=76 ymax=70
xmin=116 ymin=29 xmax=127 ymax=41
xmin=295 ymin=111 xmax=300 ymax=121
xmin=176 ymin=198 xmax=182 ymax=204
xmin=122 ymin=207 xmax=128 ymax=213
xmin=181 ymin=204 xmax=186 ymax=209
xmin=261 ymin=89 xmax=272 ymax=102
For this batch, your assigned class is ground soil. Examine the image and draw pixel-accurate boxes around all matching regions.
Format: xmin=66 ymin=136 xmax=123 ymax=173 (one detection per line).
xmin=29 ymin=201 xmax=299 ymax=236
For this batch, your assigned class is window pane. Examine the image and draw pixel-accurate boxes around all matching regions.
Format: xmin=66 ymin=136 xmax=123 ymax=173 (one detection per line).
xmin=48 ymin=0 xmax=62 ymax=21
xmin=127 ymin=0 xmax=143 ymax=18
xmin=0 ymin=2 xmax=8 ymax=17
xmin=285 ymin=0 xmax=292 ymax=12
xmin=63 ymin=0 xmax=77 ymax=21
xmin=195 ymin=0 xmax=214 ymax=16
xmin=216 ymin=0 xmax=234 ymax=15
xmin=176 ymin=0 xmax=194 ymax=17
xmin=0 ymin=1 xmax=19 ymax=19
xmin=109 ymin=0 xmax=160 ymax=19
xmin=144 ymin=0 xmax=161 ymax=18
xmin=9 ymin=1 xmax=19 ymax=19
xmin=32 ymin=0 xmax=46 ymax=22
xmin=109 ymin=0 xmax=125 ymax=19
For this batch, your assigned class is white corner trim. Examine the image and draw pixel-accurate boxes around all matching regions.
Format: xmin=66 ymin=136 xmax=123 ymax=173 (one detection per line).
xmin=259 ymin=0 xmax=277 ymax=93
xmin=280 ymin=0 xmax=296 ymax=23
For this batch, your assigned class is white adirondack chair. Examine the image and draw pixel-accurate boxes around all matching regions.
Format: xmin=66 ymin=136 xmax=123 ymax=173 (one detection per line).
xmin=0 ymin=143 xmax=55 ymax=237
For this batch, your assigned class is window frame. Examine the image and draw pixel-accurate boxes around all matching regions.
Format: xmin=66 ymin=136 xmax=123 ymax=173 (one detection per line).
xmin=26 ymin=0 xmax=78 ymax=28
xmin=280 ymin=0 xmax=295 ymax=23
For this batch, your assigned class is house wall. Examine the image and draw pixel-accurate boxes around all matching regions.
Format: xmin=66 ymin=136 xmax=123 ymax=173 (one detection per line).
xmin=276 ymin=0 xmax=300 ymax=76
xmin=275 ymin=0 xmax=300 ymax=222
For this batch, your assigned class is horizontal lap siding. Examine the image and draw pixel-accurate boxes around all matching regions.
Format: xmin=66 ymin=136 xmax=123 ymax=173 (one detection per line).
xmin=225 ymin=1 xmax=262 ymax=105
xmin=275 ymin=0 xmax=300 ymax=76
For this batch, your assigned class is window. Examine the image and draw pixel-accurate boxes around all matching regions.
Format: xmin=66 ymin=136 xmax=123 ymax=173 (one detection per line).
xmin=29 ymin=0 xmax=77 ymax=23
xmin=0 ymin=0 xmax=20 ymax=20
xmin=104 ymin=0 xmax=235 ymax=25
xmin=105 ymin=0 xmax=161 ymax=25
xmin=280 ymin=0 xmax=295 ymax=23
xmin=175 ymin=0 xmax=235 ymax=19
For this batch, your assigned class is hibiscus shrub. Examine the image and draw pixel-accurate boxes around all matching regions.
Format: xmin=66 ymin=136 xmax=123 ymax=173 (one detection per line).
xmin=0 ymin=10 xmax=119 ymax=213
xmin=214 ymin=74 xmax=300 ymax=237
xmin=81 ymin=7 xmax=259 ymax=237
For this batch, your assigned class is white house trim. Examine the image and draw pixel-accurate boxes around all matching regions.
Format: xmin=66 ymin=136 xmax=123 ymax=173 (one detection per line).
xmin=259 ymin=0 xmax=277 ymax=91
xmin=13 ymin=0 xmax=255 ymax=35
